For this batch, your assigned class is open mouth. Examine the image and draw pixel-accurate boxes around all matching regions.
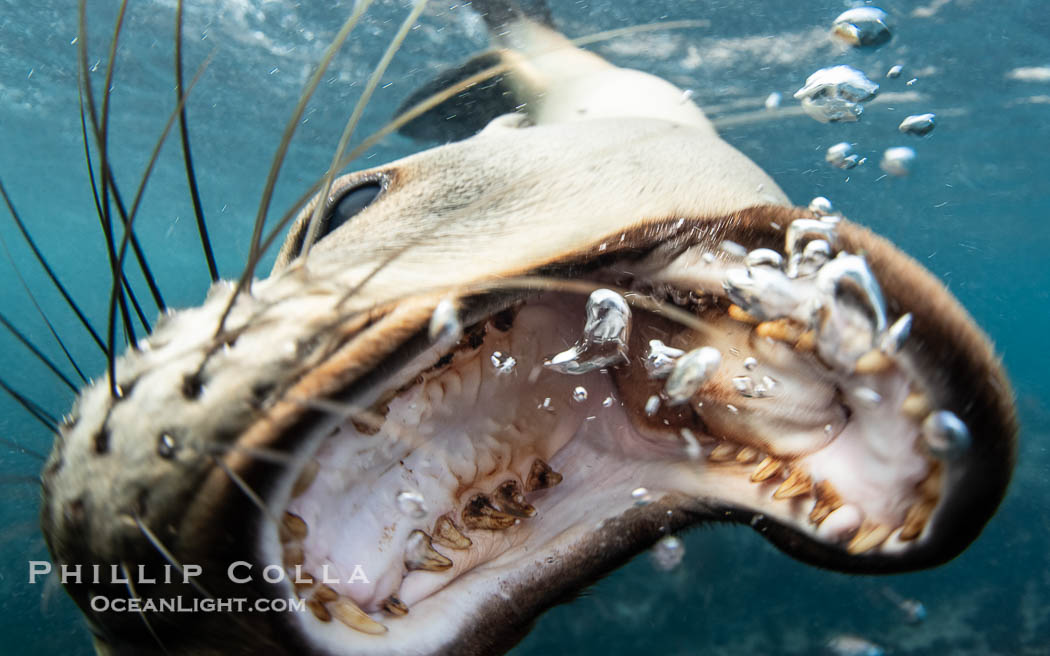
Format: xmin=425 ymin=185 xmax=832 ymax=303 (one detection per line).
xmin=254 ymin=210 xmax=1015 ymax=651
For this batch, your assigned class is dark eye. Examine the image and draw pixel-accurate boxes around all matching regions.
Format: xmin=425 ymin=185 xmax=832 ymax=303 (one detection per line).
xmin=320 ymin=181 xmax=383 ymax=240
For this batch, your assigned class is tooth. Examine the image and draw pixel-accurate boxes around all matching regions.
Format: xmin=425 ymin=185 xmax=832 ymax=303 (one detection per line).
xmin=847 ymin=520 xmax=893 ymax=554
xmin=901 ymin=391 xmax=931 ymax=420
xmin=854 ymin=349 xmax=893 ymax=374
xmin=525 ymin=458 xmax=563 ymax=492
xmin=750 ymin=456 xmax=784 ymax=482
xmin=899 ymin=499 xmax=937 ymax=541
xmin=462 ymin=494 xmax=519 ymax=530
xmin=773 ymin=469 xmax=812 ymax=499
xmin=283 ymin=544 xmax=304 ymax=568
xmin=494 ymin=480 xmax=536 ymax=517
xmin=405 ymin=530 xmax=453 ymax=571
xmin=917 ymin=462 xmax=942 ymax=499
xmin=794 ymin=330 xmax=817 ymax=352
xmin=281 ymin=512 xmax=308 ymax=542
xmin=382 ymin=595 xmax=409 ymax=616
xmin=331 ymin=597 xmax=387 ymax=635
xmin=708 ymin=442 xmax=739 ymax=462
xmin=292 ymin=459 xmax=320 ymax=497
xmin=307 ymin=599 xmax=331 ymax=622
xmin=755 ymin=319 xmax=804 ymax=344
xmin=728 ymin=304 xmax=759 ymax=324
xmin=314 ymin=585 xmax=338 ymax=603
xmin=735 ymin=447 xmax=760 ymax=464
xmin=816 ymin=504 xmax=862 ymax=542
xmin=432 ymin=514 xmax=472 ymax=550
xmin=808 ymin=481 xmax=843 ymax=524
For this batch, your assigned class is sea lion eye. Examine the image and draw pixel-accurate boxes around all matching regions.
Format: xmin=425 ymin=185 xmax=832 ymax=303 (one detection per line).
xmin=321 ymin=181 xmax=383 ymax=240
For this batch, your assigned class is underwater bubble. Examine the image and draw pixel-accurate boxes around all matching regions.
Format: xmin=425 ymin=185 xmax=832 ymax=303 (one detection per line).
xmin=880 ymin=146 xmax=916 ymax=176
xmin=899 ymin=599 xmax=927 ymax=624
xmin=827 ymin=144 xmax=860 ymax=171
xmin=719 ymin=240 xmax=748 ymax=257
xmin=665 ymin=347 xmax=722 ymax=404
xmin=808 ymin=196 xmax=834 ymax=215
xmin=922 ymin=410 xmax=971 ymax=458
xmin=631 ymin=487 xmax=654 ymax=506
xmin=539 ymin=397 xmax=555 ymax=413
xmin=831 ymin=7 xmax=892 ymax=48
xmin=826 ymin=634 xmax=885 ymax=656
xmin=764 ymin=91 xmax=782 ymax=109
xmin=490 ymin=351 xmax=517 ymax=374
xmin=429 ymin=298 xmax=462 ymax=343
xmin=546 ymin=289 xmax=631 ymax=375
xmin=794 ymin=66 xmax=879 ymax=123
xmin=644 ymin=395 xmax=661 ymax=417
xmin=602 ymin=396 xmax=615 ymax=408
xmin=645 ymin=339 xmax=686 ymax=379
xmin=797 ymin=239 xmax=832 ymax=277
xmin=745 ymin=248 xmax=784 ymax=271
xmin=887 ymin=64 xmax=903 ymax=79
xmin=853 ymin=387 xmax=883 ymax=407
xmin=396 ymin=490 xmax=428 ymax=519
xmin=898 ymin=113 xmax=936 ymax=136
xmin=732 ymin=376 xmax=756 ymax=398
xmin=762 ymin=375 xmax=778 ymax=391
xmin=744 ymin=357 xmax=758 ymax=370
xmin=650 ymin=535 xmax=686 ymax=572
xmin=572 ymin=386 xmax=589 ymax=402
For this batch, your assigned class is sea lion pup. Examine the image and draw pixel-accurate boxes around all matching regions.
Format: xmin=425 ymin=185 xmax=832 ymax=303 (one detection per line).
xmin=41 ymin=1 xmax=1014 ymax=655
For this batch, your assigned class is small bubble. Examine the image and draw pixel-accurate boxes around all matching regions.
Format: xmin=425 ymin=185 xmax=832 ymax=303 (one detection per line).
xmin=545 ymin=289 xmax=631 ymax=375
xmin=666 ymin=347 xmax=722 ymax=404
xmin=887 ymin=64 xmax=903 ymax=79
xmin=727 ymin=404 xmax=739 ymax=414
xmin=744 ymin=357 xmax=758 ymax=370
xmin=396 ymin=490 xmax=428 ymax=519
xmin=428 ymin=298 xmax=462 ymax=343
xmin=719 ymin=240 xmax=748 ymax=257
xmin=898 ymin=113 xmax=936 ymax=136
xmin=764 ymin=91 xmax=782 ymax=110
xmin=831 ymin=7 xmax=892 ymax=48
xmin=880 ymin=146 xmax=916 ymax=176
xmin=853 ymin=387 xmax=883 ymax=407
xmin=826 ymin=142 xmax=859 ymax=170
xmin=745 ymin=248 xmax=784 ymax=271
xmin=602 ymin=396 xmax=615 ymax=408
xmin=794 ymin=66 xmax=879 ymax=123
xmin=732 ymin=376 xmax=756 ymax=398
xmin=572 ymin=386 xmax=589 ymax=402
xmin=808 ymin=196 xmax=834 ymax=215
xmin=650 ymin=535 xmax=686 ymax=572
xmin=922 ymin=411 xmax=971 ymax=459
xmin=539 ymin=397 xmax=555 ymax=412
xmin=761 ymin=375 xmax=777 ymax=391
xmin=632 ymin=487 xmax=654 ymax=506
xmin=644 ymin=339 xmax=685 ymax=379
xmin=645 ymin=395 xmax=662 ymax=417
xmin=906 ymin=77 xmax=918 ymax=86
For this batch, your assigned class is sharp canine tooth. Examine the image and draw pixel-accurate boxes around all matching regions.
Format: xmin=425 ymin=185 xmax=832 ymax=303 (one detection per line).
xmin=750 ymin=457 xmax=784 ymax=482
xmin=795 ymin=330 xmax=817 ymax=352
xmin=382 ymin=595 xmax=410 ymax=616
xmin=809 ymin=481 xmax=843 ymax=524
xmin=525 ymin=458 xmax=563 ymax=492
xmin=281 ymin=512 xmax=308 ymax=542
xmin=728 ymin=304 xmax=760 ymax=324
xmin=462 ymin=494 xmax=518 ymax=530
xmin=314 ymin=585 xmax=338 ymax=603
xmin=432 ymin=514 xmax=472 ymax=550
xmin=736 ymin=447 xmax=760 ymax=463
xmin=709 ymin=442 xmax=738 ymax=462
xmin=755 ymin=319 xmax=804 ymax=344
xmin=331 ymin=598 xmax=387 ymax=635
xmin=283 ymin=544 xmax=304 ymax=567
xmin=899 ymin=499 xmax=937 ymax=541
xmin=292 ymin=459 xmax=320 ymax=497
xmin=855 ymin=349 xmax=893 ymax=374
xmin=307 ymin=599 xmax=331 ymax=622
xmin=901 ymin=391 xmax=931 ymax=420
xmin=773 ymin=469 xmax=813 ymax=499
xmin=918 ymin=461 xmax=942 ymax=498
xmin=405 ymin=530 xmax=453 ymax=571
xmin=494 ymin=480 xmax=536 ymax=517
xmin=847 ymin=520 xmax=893 ymax=554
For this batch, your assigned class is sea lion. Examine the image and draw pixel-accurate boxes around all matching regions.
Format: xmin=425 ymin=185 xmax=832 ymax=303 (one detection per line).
xmin=38 ymin=1 xmax=1015 ymax=655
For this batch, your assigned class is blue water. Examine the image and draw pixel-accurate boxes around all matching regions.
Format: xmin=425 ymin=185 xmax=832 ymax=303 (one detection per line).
xmin=0 ymin=0 xmax=1047 ymax=653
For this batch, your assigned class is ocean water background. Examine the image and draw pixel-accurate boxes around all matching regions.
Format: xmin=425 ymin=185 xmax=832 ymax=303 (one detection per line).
xmin=0 ymin=0 xmax=1046 ymax=653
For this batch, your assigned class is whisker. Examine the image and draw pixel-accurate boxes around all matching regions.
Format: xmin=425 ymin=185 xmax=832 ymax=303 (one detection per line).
xmin=175 ymin=0 xmax=218 ymax=283
xmin=0 ymin=177 xmax=107 ymax=356
xmin=0 ymin=312 xmax=79 ymax=393
xmin=204 ymin=443 xmax=297 ymax=467
xmin=0 ymin=376 xmax=58 ymax=434
xmin=216 ymin=0 xmax=375 ymax=338
xmin=211 ymin=457 xmax=278 ymax=527
xmin=121 ymin=561 xmax=174 ymax=656
xmin=300 ymin=0 xmax=429 ymax=260
xmin=105 ymin=45 xmax=215 ymax=397
xmin=131 ymin=514 xmax=214 ymax=601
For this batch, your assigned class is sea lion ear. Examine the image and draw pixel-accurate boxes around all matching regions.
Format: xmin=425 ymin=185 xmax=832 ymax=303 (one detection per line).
xmin=394 ymin=50 xmax=530 ymax=144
